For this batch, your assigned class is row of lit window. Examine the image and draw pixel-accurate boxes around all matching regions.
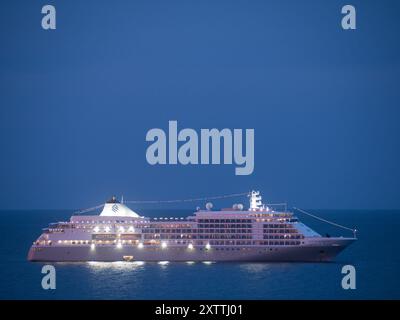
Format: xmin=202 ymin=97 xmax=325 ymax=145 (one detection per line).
xmin=198 ymin=224 xmax=252 ymax=228
xmin=152 ymin=218 xmax=186 ymax=221
xmin=92 ymin=226 xmax=135 ymax=233
xmin=89 ymin=241 xmax=207 ymax=251
xmin=143 ymin=229 xmax=192 ymax=233
xmin=197 ymin=235 xmax=252 ymax=239
xmin=35 ymin=239 xmax=302 ymax=248
xmin=72 ymin=220 xmax=145 ymax=224
xmin=198 ymin=219 xmax=252 ymax=223
xmin=263 ymin=224 xmax=294 ymax=228
xmin=263 ymin=229 xmax=298 ymax=233
xmin=251 ymin=213 xmax=292 ymax=217
xmin=264 ymin=241 xmax=301 ymax=246
xmin=197 ymin=229 xmax=252 ymax=234
xmin=263 ymin=235 xmax=304 ymax=239
xmin=142 ymin=229 xmax=255 ymax=234
xmin=143 ymin=234 xmax=252 ymax=240
xmin=40 ymin=240 xmax=215 ymax=251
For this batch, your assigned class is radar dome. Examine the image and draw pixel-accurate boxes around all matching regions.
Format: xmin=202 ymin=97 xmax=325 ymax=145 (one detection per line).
xmin=205 ymin=202 xmax=213 ymax=210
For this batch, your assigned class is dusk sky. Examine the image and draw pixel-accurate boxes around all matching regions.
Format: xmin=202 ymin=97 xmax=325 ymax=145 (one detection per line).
xmin=0 ymin=0 xmax=399 ymax=210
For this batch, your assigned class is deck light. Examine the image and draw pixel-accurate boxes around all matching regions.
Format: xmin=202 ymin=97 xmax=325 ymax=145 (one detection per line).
xmin=161 ymin=241 xmax=167 ymax=249
xmin=138 ymin=242 xmax=144 ymax=249
xmin=188 ymin=243 xmax=194 ymax=250
xmin=205 ymin=243 xmax=211 ymax=250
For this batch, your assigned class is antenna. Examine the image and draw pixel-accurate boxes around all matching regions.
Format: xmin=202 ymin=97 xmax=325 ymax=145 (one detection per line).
xmin=121 ymin=195 xmax=124 ymax=204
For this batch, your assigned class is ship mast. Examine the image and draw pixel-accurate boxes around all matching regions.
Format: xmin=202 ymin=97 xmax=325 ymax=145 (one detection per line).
xmin=249 ymin=191 xmax=262 ymax=211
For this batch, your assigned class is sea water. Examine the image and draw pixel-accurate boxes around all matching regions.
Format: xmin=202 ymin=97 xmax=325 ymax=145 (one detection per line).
xmin=0 ymin=209 xmax=399 ymax=299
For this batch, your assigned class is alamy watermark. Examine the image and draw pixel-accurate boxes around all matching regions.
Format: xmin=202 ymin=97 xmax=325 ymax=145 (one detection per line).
xmin=341 ymin=5 xmax=356 ymax=30
xmin=146 ymin=121 xmax=255 ymax=175
xmin=41 ymin=5 xmax=56 ymax=30
xmin=341 ymin=265 xmax=356 ymax=290
xmin=41 ymin=265 xmax=56 ymax=290
xmin=40 ymin=4 xmax=356 ymax=31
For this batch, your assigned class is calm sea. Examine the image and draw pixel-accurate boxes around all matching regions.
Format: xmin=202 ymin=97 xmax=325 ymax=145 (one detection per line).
xmin=0 ymin=209 xmax=399 ymax=299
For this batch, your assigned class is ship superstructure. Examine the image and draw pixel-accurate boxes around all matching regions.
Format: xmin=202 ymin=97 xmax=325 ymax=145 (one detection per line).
xmin=28 ymin=192 xmax=356 ymax=262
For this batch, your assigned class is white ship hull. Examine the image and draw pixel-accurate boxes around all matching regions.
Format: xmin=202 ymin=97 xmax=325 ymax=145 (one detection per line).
xmin=28 ymin=238 xmax=355 ymax=262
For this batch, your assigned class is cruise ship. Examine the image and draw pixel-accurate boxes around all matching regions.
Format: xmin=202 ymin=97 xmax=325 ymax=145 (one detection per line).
xmin=28 ymin=191 xmax=356 ymax=262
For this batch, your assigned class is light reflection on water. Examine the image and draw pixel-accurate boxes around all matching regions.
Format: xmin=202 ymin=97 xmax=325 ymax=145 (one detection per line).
xmin=239 ymin=263 xmax=272 ymax=273
xmin=157 ymin=261 xmax=170 ymax=269
xmin=238 ymin=262 xmax=295 ymax=273
xmin=46 ymin=257 xmax=300 ymax=298
xmin=82 ymin=261 xmax=289 ymax=272
xmin=86 ymin=261 xmax=146 ymax=271
xmin=81 ymin=260 xmax=279 ymax=280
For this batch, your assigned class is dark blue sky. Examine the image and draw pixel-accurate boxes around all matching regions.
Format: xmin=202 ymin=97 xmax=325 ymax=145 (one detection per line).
xmin=0 ymin=0 xmax=399 ymax=210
